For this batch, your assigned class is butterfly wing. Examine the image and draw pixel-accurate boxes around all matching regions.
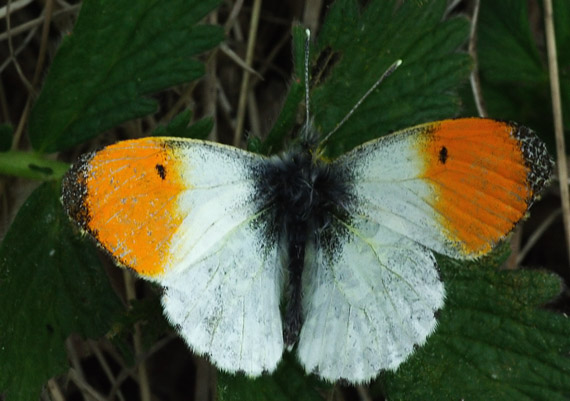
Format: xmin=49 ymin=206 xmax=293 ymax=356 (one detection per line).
xmin=298 ymin=215 xmax=443 ymax=383
xmin=297 ymin=118 xmax=553 ymax=382
xmin=333 ymin=118 xmax=553 ymax=259
xmin=62 ymin=137 xmax=284 ymax=374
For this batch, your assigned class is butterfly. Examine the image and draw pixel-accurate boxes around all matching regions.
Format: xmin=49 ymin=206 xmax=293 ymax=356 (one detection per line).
xmin=62 ymin=111 xmax=553 ymax=383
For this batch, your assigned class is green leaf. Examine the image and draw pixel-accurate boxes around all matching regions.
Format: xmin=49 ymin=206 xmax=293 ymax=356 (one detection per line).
xmin=478 ymin=0 xmax=544 ymax=84
xmin=381 ymin=248 xmax=570 ymax=401
xmin=218 ymin=353 xmax=329 ymax=401
xmin=311 ymin=0 xmax=471 ymax=157
xmin=152 ymin=110 xmax=214 ymax=139
xmin=260 ymin=25 xmax=309 ymax=155
xmin=0 ymin=124 xmax=12 ymax=152
xmin=183 ymin=117 xmax=215 ymax=140
xmin=246 ymin=135 xmax=263 ymax=153
xmin=0 ymin=151 xmax=69 ymax=180
xmin=0 ymin=182 xmax=123 ymax=401
xmin=476 ymin=0 xmax=569 ymax=143
xmin=29 ymin=0 xmax=223 ymax=153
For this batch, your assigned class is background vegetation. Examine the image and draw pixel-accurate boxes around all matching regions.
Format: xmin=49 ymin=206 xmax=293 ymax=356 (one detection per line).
xmin=0 ymin=0 xmax=569 ymax=400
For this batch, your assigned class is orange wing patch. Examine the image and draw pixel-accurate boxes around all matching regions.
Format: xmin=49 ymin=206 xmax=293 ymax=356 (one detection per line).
xmin=417 ymin=118 xmax=551 ymax=257
xmin=62 ymin=138 xmax=186 ymax=277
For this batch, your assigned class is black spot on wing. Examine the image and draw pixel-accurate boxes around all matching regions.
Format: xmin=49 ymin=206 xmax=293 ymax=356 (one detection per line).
xmin=155 ymin=164 xmax=166 ymax=180
xmin=438 ymin=146 xmax=448 ymax=164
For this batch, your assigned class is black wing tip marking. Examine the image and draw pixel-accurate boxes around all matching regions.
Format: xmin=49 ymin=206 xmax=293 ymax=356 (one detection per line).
xmin=61 ymin=152 xmax=134 ymax=270
xmin=510 ymin=123 xmax=554 ymax=201
xmin=61 ymin=151 xmax=96 ymax=231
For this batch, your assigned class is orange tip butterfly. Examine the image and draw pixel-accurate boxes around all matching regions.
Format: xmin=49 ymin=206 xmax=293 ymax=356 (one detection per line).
xmin=61 ymin=31 xmax=553 ymax=383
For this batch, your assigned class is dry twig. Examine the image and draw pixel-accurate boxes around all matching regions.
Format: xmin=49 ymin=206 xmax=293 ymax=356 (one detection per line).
xmin=543 ymin=0 xmax=570 ymax=265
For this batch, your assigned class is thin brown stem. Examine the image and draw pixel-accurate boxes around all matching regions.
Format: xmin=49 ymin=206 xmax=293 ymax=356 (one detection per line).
xmin=124 ymin=271 xmax=152 ymax=401
xmin=543 ymin=0 xmax=570 ymax=265
xmin=468 ymin=0 xmax=487 ymax=118
xmin=233 ymin=0 xmax=262 ymax=147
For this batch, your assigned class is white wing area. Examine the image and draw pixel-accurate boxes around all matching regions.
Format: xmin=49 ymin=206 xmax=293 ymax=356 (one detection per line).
xmin=161 ymin=211 xmax=284 ymax=375
xmin=156 ymin=141 xmax=285 ymax=375
xmin=297 ymin=215 xmax=444 ymax=383
xmin=165 ymin=141 xmax=273 ymax=272
xmin=333 ymin=128 xmax=462 ymax=258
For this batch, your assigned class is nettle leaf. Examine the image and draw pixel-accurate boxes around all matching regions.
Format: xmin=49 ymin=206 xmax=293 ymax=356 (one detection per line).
xmin=310 ymin=0 xmax=471 ymax=158
xmin=259 ymin=24 xmax=308 ymax=155
xmin=152 ymin=110 xmax=214 ymax=139
xmin=0 ymin=124 xmax=12 ymax=152
xmin=29 ymin=0 xmax=223 ymax=153
xmin=479 ymin=0 xmax=544 ymax=84
xmin=0 ymin=182 xmax=123 ymax=401
xmin=381 ymin=247 xmax=570 ymax=401
xmin=477 ymin=0 xmax=570 ymax=141
xmin=218 ymin=353 xmax=329 ymax=401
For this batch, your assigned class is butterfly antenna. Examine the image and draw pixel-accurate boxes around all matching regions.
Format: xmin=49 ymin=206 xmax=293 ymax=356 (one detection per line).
xmin=319 ymin=59 xmax=403 ymax=147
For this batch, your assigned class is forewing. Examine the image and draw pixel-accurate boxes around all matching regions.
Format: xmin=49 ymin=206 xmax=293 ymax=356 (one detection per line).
xmin=297 ymin=215 xmax=444 ymax=383
xmin=62 ymin=137 xmax=285 ymax=374
xmin=334 ymin=118 xmax=553 ymax=259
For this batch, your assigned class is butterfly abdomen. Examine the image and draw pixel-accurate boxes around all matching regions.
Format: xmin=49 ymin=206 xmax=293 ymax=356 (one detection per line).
xmin=259 ymin=149 xmax=352 ymax=345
